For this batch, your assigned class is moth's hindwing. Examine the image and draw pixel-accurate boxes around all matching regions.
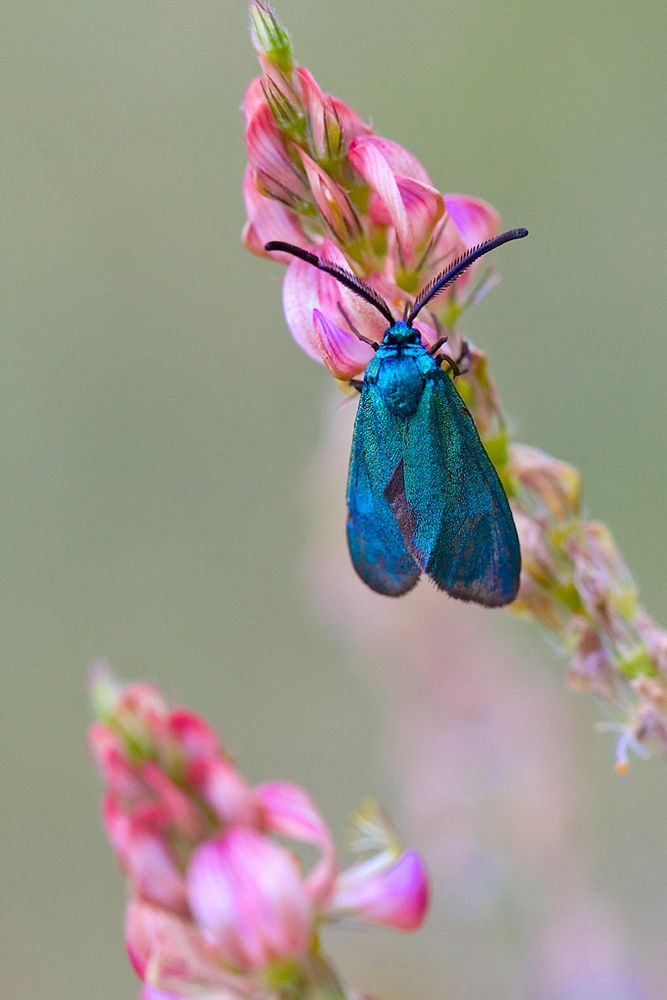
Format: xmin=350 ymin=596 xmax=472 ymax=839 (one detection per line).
xmin=346 ymin=381 xmax=420 ymax=596
xmin=399 ymin=370 xmax=521 ymax=606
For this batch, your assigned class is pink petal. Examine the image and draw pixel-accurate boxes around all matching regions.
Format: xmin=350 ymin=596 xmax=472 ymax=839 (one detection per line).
xmin=330 ymin=96 xmax=372 ymax=141
xmin=187 ymin=829 xmax=312 ymax=973
xmin=296 ymin=68 xmax=328 ymax=158
xmin=241 ymin=76 xmax=266 ymax=125
xmin=296 ymin=148 xmax=360 ymax=242
xmin=242 ymin=167 xmax=306 ymax=261
xmin=166 ymin=710 xmax=220 ymax=760
xmin=281 ymin=238 xmax=387 ymax=362
xmin=245 ymin=104 xmax=307 ymax=203
xmin=127 ymin=899 xmax=214 ymax=982
xmin=348 ymin=139 xmax=443 ymax=263
xmin=348 ymin=138 xmax=411 ymax=252
xmin=104 ymin=796 xmax=188 ymax=912
xmin=349 ymin=134 xmax=432 ymax=185
xmin=444 ymin=194 xmax=500 ymax=247
xmin=88 ymin=721 xmax=145 ymax=799
xmin=312 ymin=309 xmax=372 ymax=379
xmin=186 ymin=756 xmax=259 ymax=827
xmin=139 ymin=762 xmax=201 ymax=838
xmin=255 ymin=780 xmax=338 ymax=903
xmin=331 ymin=850 xmax=429 ymax=931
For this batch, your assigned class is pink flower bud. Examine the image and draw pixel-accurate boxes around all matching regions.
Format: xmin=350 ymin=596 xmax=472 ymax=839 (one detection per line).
xmin=297 ymin=148 xmax=361 ymax=244
xmin=186 ymin=756 xmax=258 ymax=827
xmin=242 ymin=166 xmax=307 ymax=261
xmin=245 ymin=104 xmax=308 ymax=207
xmin=104 ymin=795 xmax=188 ymax=912
xmin=187 ymin=828 xmax=312 ymax=973
xmin=331 ymin=850 xmax=429 ymax=931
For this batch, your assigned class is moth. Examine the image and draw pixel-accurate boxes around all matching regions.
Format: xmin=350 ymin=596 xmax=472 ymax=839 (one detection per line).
xmin=267 ymin=229 xmax=527 ymax=605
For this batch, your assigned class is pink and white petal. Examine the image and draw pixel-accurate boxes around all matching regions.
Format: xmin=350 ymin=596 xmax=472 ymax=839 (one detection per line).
xmin=349 ymin=134 xmax=432 ymax=185
xmin=142 ymin=989 xmax=241 ymax=1000
xmin=296 ymin=149 xmax=359 ymax=242
xmin=187 ymin=829 xmax=312 ymax=973
xmin=139 ymin=762 xmax=201 ymax=838
xmin=444 ymin=194 xmax=500 ymax=247
xmin=241 ymin=77 xmax=266 ymax=125
xmin=104 ymin=797 xmax=188 ymax=912
xmin=245 ymin=105 xmax=307 ymax=201
xmin=397 ymin=177 xmax=445 ymax=253
xmin=330 ymin=97 xmax=372 ymax=142
xmin=282 ymin=238 xmax=386 ymax=362
xmin=312 ymin=309 xmax=372 ymax=379
xmin=348 ymin=138 xmax=411 ymax=253
xmin=127 ymin=899 xmax=219 ymax=983
xmin=296 ymin=68 xmax=327 ymax=156
xmin=186 ymin=756 xmax=259 ymax=827
xmin=255 ymin=780 xmax=338 ymax=903
xmin=331 ymin=850 xmax=429 ymax=931
xmin=166 ymin=710 xmax=221 ymax=761
xmin=88 ymin=721 xmax=145 ymax=799
xmin=242 ymin=167 xmax=306 ymax=261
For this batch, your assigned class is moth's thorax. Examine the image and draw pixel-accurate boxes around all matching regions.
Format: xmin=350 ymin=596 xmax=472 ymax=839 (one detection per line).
xmin=365 ymin=336 xmax=438 ymax=419
xmin=381 ymin=321 xmax=422 ymax=347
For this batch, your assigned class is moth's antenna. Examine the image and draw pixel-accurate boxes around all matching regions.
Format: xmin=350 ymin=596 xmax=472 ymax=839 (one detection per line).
xmin=265 ymin=241 xmax=396 ymax=325
xmin=407 ymin=228 xmax=528 ymax=326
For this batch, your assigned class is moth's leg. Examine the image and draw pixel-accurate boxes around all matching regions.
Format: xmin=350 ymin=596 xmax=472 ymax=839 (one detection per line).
xmin=349 ymin=379 xmax=364 ymax=393
xmin=337 ymin=303 xmax=379 ymax=350
xmin=455 ymin=337 xmax=471 ymax=375
xmin=436 ymin=353 xmax=462 ymax=377
xmin=428 ymin=336 xmax=448 ymax=357
xmin=433 ymin=337 xmax=471 ymax=378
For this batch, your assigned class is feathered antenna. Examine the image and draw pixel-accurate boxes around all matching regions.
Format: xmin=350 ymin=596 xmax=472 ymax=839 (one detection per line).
xmin=407 ymin=228 xmax=528 ymax=326
xmin=265 ymin=242 xmax=396 ymax=325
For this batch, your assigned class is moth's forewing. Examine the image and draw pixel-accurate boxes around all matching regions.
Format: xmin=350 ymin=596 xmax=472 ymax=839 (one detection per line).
xmin=346 ymin=379 xmax=420 ymax=596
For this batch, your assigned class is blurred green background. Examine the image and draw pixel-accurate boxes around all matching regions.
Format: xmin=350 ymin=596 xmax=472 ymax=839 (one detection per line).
xmin=2 ymin=1 xmax=666 ymax=997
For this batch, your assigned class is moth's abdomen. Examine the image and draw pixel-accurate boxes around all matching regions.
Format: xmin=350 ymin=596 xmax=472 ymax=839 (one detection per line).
xmin=376 ymin=355 xmax=426 ymax=418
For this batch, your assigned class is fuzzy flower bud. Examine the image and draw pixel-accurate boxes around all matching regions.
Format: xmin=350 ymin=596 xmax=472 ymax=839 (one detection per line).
xmin=249 ymin=1 xmax=293 ymax=75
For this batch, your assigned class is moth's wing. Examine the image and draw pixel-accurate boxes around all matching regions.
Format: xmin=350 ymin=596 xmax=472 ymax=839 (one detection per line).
xmin=346 ymin=383 xmax=420 ymax=596
xmin=400 ymin=373 xmax=521 ymax=606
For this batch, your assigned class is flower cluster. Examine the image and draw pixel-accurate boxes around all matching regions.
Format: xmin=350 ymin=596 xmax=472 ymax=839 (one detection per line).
xmin=244 ymin=0 xmax=667 ymax=770
xmin=88 ymin=665 xmax=428 ymax=1000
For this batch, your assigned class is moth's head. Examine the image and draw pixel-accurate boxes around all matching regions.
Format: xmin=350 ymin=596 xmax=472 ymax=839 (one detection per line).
xmin=383 ymin=321 xmax=421 ymax=347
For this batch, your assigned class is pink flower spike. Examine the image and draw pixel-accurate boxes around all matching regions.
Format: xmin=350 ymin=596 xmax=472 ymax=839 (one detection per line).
xmin=331 ymin=850 xmax=429 ymax=931
xmin=313 ymin=309 xmax=373 ymax=380
xmin=256 ymin=780 xmax=337 ymax=904
xmin=186 ymin=828 xmax=312 ymax=973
